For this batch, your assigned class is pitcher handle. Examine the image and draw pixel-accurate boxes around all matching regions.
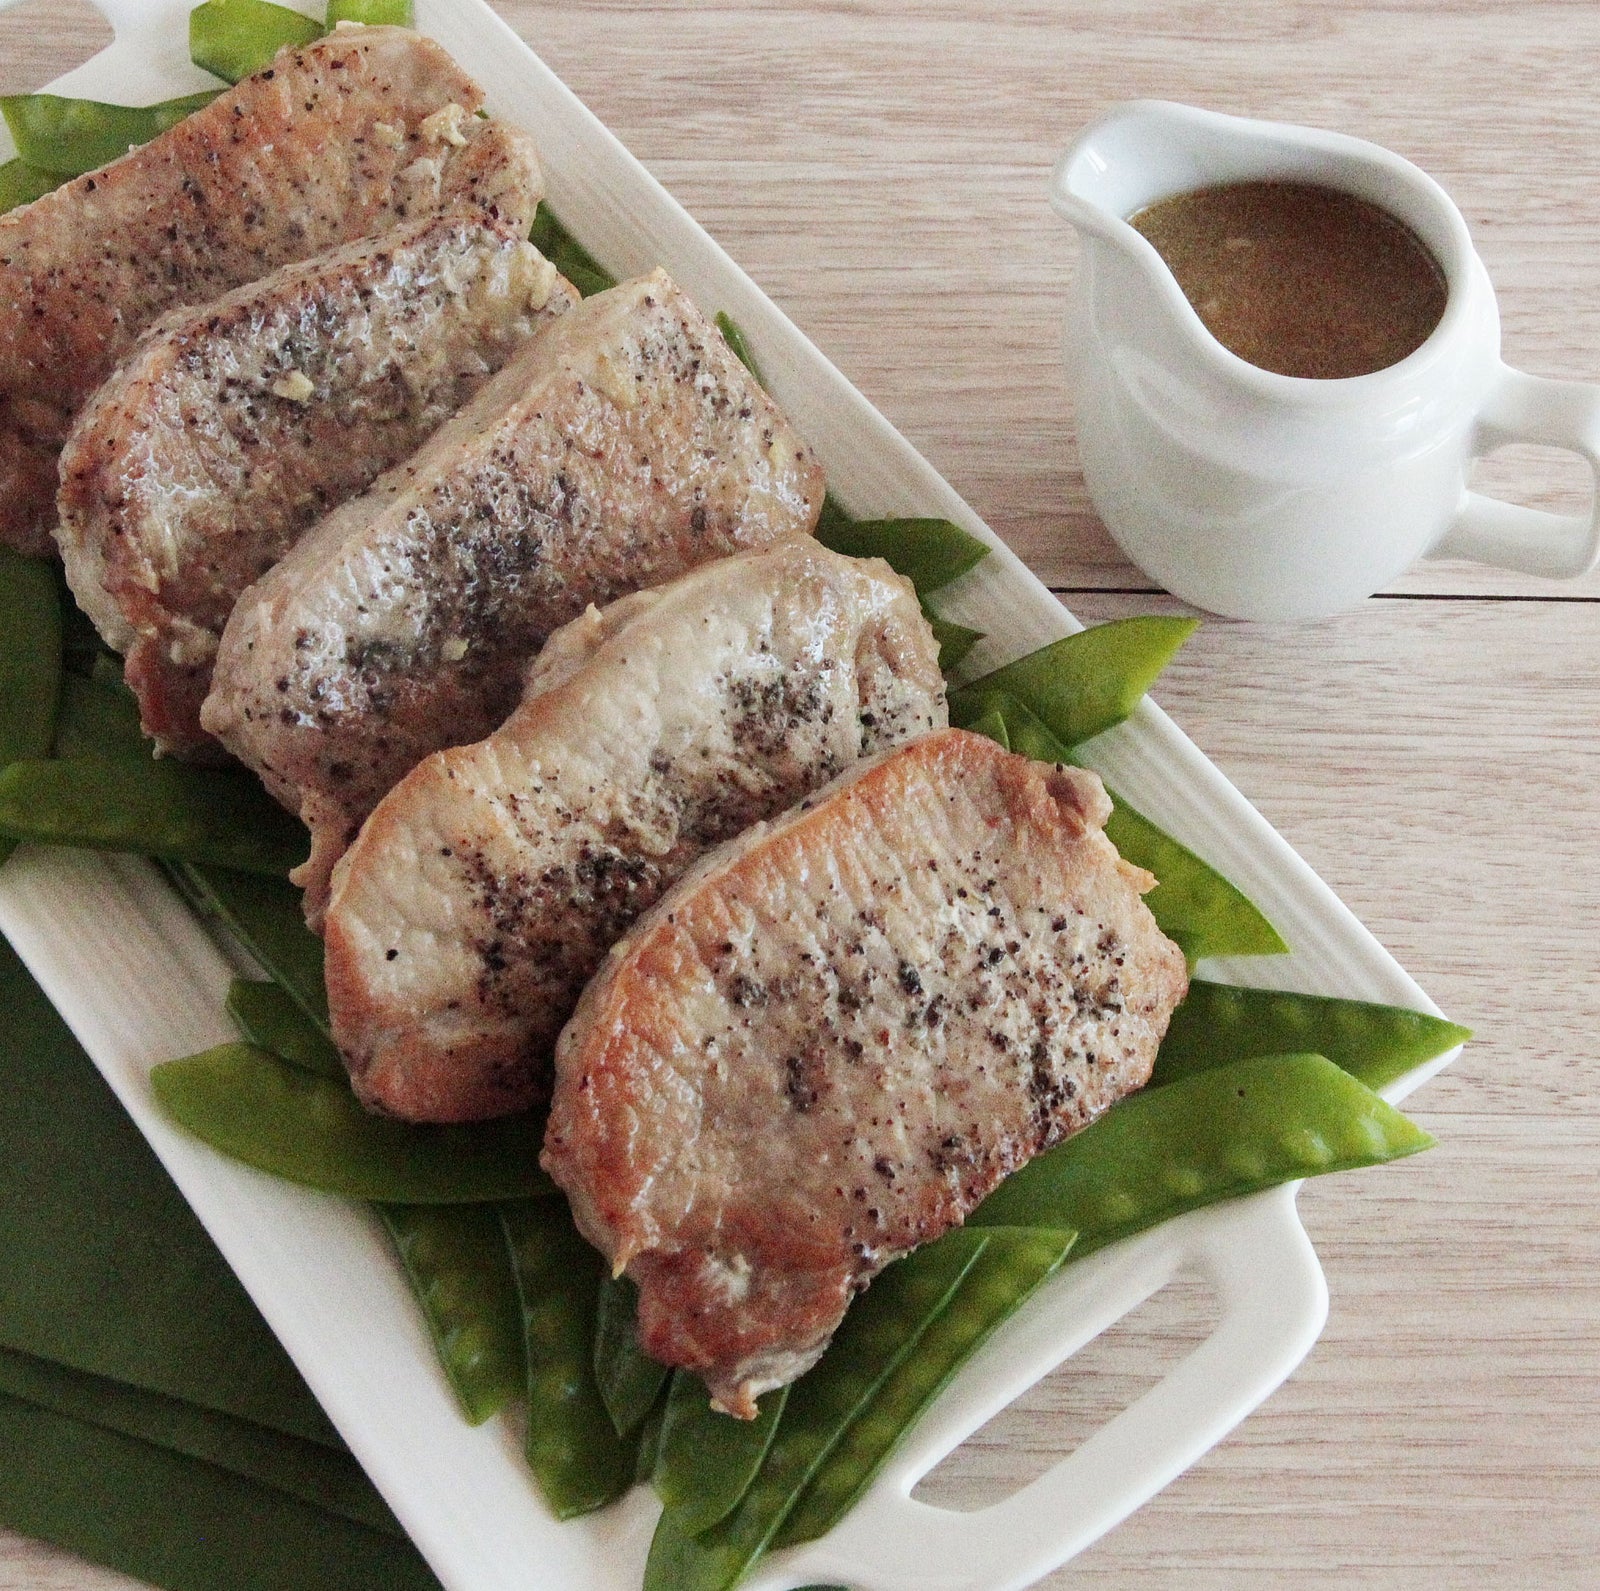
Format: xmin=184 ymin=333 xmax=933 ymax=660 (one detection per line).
xmin=1433 ymin=364 xmax=1600 ymax=578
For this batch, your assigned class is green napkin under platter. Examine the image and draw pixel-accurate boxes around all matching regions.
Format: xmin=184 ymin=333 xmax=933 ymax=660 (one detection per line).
xmin=0 ymin=930 xmax=441 ymax=1589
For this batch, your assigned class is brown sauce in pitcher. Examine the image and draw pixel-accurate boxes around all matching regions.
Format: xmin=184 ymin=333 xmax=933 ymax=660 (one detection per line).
xmin=1129 ymin=180 xmax=1447 ymax=379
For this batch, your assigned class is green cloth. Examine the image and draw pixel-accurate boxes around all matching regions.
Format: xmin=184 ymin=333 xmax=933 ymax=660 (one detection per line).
xmin=0 ymin=1346 xmax=400 ymax=1536
xmin=0 ymin=933 xmax=336 ymax=1444
xmin=0 ymin=931 xmax=442 ymax=1588
xmin=0 ymin=1391 xmax=441 ymax=1591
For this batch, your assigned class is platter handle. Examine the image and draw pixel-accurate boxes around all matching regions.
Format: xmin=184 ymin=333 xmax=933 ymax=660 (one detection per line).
xmin=756 ymin=1185 xmax=1329 ymax=1591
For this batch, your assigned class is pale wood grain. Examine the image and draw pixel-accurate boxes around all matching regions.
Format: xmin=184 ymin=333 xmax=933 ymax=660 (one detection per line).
xmin=2 ymin=3 xmax=1597 ymax=1588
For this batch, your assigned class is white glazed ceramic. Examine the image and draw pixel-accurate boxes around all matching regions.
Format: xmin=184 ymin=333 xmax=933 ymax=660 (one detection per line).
xmin=1053 ymin=99 xmax=1600 ymax=620
xmin=0 ymin=10 xmax=1462 ymax=1589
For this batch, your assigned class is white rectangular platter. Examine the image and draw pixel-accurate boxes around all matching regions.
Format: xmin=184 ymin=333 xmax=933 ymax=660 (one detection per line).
xmin=0 ymin=2 xmax=1461 ymax=1588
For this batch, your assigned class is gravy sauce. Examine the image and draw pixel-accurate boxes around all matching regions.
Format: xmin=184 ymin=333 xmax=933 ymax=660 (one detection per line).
xmin=1130 ymin=180 xmax=1448 ymax=379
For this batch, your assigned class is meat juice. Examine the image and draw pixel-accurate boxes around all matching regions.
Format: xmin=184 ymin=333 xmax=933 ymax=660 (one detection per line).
xmin=1129 ymin=179 xmax=1448 ymax=379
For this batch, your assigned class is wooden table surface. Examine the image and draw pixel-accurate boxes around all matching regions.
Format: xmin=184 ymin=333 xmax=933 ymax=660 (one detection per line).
xmin=4 ymin=2 xmax=1598 ymax=1587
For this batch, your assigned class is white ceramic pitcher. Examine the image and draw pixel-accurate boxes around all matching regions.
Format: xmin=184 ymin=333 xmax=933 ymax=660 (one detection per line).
xmin=1052 ymin=100 xmax=1600 ymax=620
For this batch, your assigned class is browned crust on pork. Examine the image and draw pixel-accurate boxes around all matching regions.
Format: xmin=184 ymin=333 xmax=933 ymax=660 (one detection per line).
xmin=1 ymin=26 xmax=542 ymax=553
xmin=544 ymin=729 xmax=1189 ymax=1414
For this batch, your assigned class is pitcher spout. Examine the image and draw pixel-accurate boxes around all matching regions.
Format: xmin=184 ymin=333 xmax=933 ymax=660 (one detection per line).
xmin=1051 ymin=98 xmax=1475 ymax=317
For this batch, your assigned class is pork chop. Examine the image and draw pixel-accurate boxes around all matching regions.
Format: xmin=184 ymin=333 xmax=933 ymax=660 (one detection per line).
xmin=57 ymin=216 xmax=576 ymax=760
xmin=201 ymin=269 xmax=827 ymax=924
xmin=323 ymin=539 xmax=947 ymax=1123
xmin=543 ymin=728 xmax=1188 ymax=1417
xmin=0 ymin=26 xmax=542 ymax=556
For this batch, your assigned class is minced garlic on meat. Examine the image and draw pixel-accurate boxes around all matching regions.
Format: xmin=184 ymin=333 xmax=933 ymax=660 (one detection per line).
xmin=270 ymin=371 xmax=315 ymax=403
xmin=421 ymin=103 xmax=472 ymax=147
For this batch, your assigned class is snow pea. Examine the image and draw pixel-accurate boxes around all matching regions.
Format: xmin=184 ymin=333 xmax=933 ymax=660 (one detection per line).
xmin=59 ymin=596 xmax=112 ymax=677
xmin=528 ymin=203 xmax=616 ymax=298
xmin=378 ymin=1203 xmax=525 ymax=1425
xmin=715 ymin=311 xmax=764 ymax=385
xmin=0 ymin=547 xmax=62 ymax=866
xmin=151 ymin=1042 xmax=553 ymax=1203
xmin=0 ymin=757 xmax=308 ymax=876
xmin=499 ymin=1201 xmax=634 ymax=1518
xmin=775 ymin=1227 xmax=1074 ymax=1549
xmin=634 ymin=1390 xmax=669 ymax=1484
xmin=593 ymin=1273 xmax=670 ymax=1437
xmin=815 ymin=491 xmax=854 ymax=538
xmin=1155 ymin=979 xmax=1471 ymax=1094
xmin=969 ymin=1052 xmax=1434 ymax=1256
xmin=644 ymin=1225 xmax=1015 ymax=1591
xmin=1 ymin=92 xmax=220 ymax=178
xmin=189 ymin=0 xmax=322 ymax=84
xmin=166 ymin=863 xmax=328 ymax=1033
xmin=50 ymin=673 xmax=146 ymax=763
xmin=923 ymin=608 xmax=983 ymax=672
xmin=948 ymin=614 xmax=1197 ymax=750
xmin=962 ymin=701 xmax=1011 ymax=748
xmin=815 ymin=516 xmax=990 ymax=596
xmin=653 ymin=1374 xmax=788 ymax=1534
xmin=0 ymin=157 xmax=56 ymax=214
xmin=326 ymin=0 xmax=415 ymax=24
xmin=1103 ymin=797 xmax=1287 ymax=964
xmin=962 ymin=689 xmax=1285 ymax=962
xmin=226 ymin=977 xmax=344 ymax=1079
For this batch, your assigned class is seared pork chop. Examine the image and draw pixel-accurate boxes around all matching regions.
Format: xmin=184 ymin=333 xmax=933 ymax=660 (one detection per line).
xmin=202 ymin=269 xmax=826 ymax=924
xmin=57 ymin=216 xmax=576 ymax=759
xmin=323 ymin=539 xmax=947 ymax=1123
xmin=543 ymin=728 xmax=1188 ymax=1417
xmin=0 ymin=26 xmax=542 ymax=556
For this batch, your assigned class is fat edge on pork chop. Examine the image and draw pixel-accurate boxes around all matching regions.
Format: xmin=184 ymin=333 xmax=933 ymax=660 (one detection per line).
xmin=543 ymin=728 xmax=1189 ymax=1418
xmin=0 ymin=25 xmax=542 ymax=556
xmin=202 ymin=268 xmax=828 ymax=925
xmin=322 ymin=538 xmax=948 ymax=1123
xmin=57 ymin=214 xmax=571 ymax=759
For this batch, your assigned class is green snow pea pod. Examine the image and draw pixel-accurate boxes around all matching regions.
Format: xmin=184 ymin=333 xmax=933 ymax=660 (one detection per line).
xmin=0 ymin=757 xmax=308 ymax=876
xmin=0 ymin=547 xmax=62 ymax=764
xmin=152 ymin=1043 xmax=553 ymax=1203
xmin=961 ymin=690 xmax=1285 ymax=962
xmin=1155 ymin=979 xmax=1471 ymax=1094
xmin=51 ymin=672 xmax=146 ymax=763
xmin=594 ymin=1272 xmax=670 ymax=1437
xmin=1 ymin=92 xmax=221 ymax=178
xmin=715 ymin=311 xmax=764 ymax=386
xmin=776 ymin=1227 xmax=1074 ymax=1549
xmin=970 ymin=1052 xmax=1434 ymax=1256
xmin=190 ymin=0 xmax=323 ymax=84
xmin=959 ymin=688 xmax=1053 ymax=762
xmin=378 ymin=1203 xmax=526 ymax=1425
xmin=653 ymin=1373 xmax=788 ymax=1534
xmin=499 ymin=1200 xmax=634 ymax=1518
xmin=88 ymin=648 xmax=127 ymax=689
xmin=226 ymin=977 xmax=343 ymax=1079
xmin=326 ymin=0 xmax=415 ymax=24
xmin=960 ymin=701 xmax=1011 ymax=749
xmin=167 ymin=863 xmax=328 ymax=1032
xmin=59 ymin=597 xmax=111 ymax=677
xmin=0 ymin=547 xmax=62 ymax=866
xmin=528 ymin=202 xmax=616 ymax=298
xmin=923 ymin=608 xmax=983 ymax=672
xmin=644 ymin=1226 xmax=995 ymax=1591
xmin=948 ymin=614 xmax=1197 ymax=750
xmin=634 ymin=1381 xmax=674 ymax=1483
xmin=0 ymin=158 xmax=56 ymax=214
xmin=1102 ymin=798 xmax=1287 ymax=964
xmin=815 ymin=492 xmax=854 ymax=537
xmin=815 ymin=516 xmax=990 ymax=596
